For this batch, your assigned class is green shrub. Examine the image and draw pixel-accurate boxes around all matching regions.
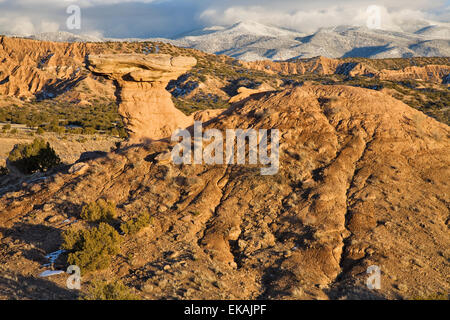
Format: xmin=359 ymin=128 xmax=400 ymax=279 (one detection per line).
xmin=61 ymin=223 xmax=121 ymax=272
xmin=81 ymin=199 xmax=117 ymax=222
xmin=69 ymin=127 xmax=83 ymax=135
xmin=117 ymin=127 xmax=128 ymax=139
xmin=55 ymin=126 xmax=65 ymax=135
xmin=110 ymin=128 xmax=119 ymax=137
xmin=83 ymin=127 xmax=96 ymax=135
xmin=82 ymin=280 xmax=140 ymax=300
xmin=120 ymin=211 xmax=151 ymax=235
xmin=10 ymin=128 xmax=18 ymax=134
xmin=2 ymin=124 xmax=11 ymax=131
xmin=8 ymin=138 xmax=61 ymax=174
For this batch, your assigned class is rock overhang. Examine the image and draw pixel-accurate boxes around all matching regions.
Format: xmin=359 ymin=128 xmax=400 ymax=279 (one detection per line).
xmin=85 ymin=53 xmax=199 ymax=142
xmin=87 ymin=54 xmax=197 ymax=83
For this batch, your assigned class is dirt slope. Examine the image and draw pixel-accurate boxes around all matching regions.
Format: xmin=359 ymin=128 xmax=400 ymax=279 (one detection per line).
xmin=0 ymin=84 xmax=448 ymax=300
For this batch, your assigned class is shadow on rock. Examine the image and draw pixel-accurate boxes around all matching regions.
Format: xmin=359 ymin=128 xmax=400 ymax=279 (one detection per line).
xmin=0 ymin=273 xmax=78 ymax=300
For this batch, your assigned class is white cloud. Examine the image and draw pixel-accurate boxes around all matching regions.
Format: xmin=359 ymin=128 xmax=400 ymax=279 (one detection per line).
xmin=4 ymin=0 xmax=157 ymax=7
xmin=0 ymin=15 xmax=60 ymax=36
xmin=39 ymin=20 xmax=60 ymax=33
xmin=0 ymin=0 xmax=447 ymax=37
xmin=9 ymin=17 xmax=36 ymax=35
xmin=199 ymin=4 xmax=446 ymax=34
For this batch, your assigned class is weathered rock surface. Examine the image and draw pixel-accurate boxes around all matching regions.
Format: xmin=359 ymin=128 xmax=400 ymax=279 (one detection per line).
xmin=244 ymin=57 xmax=450 ymax=83
xmin=87 ymin=54 xmax=198 ymax=142
xmin=68 ymin=162 xmax=89 ymax=175
xmin=228 ymin=83 xmax=275 ymax=104
xmin=0 ymin=36 xmax=109 ymax=100
xmin=243 ymin=56 xmax=341 ymax=76
xmin=87 ymin=54 xmax=197 ymax=83
xmin=1 ymin=84 xmax=448 ymax=300
xmin=378 ymin=64 xmax=450 ymax=83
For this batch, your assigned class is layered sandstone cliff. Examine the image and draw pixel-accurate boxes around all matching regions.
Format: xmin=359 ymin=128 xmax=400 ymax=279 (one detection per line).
xmin=0 ymin=36 xmax=95 ymax=98
xmin=243 ymin=56 xmax=450 ymax=83
xmin=378 ymin=64 xmax=450 ymax=82
xmin=242 ymin=56 xmax=341 ymax=76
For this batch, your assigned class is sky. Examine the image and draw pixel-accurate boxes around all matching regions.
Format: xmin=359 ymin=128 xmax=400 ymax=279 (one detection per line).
xmin=0 ymin=0 xmax=449 ymax=38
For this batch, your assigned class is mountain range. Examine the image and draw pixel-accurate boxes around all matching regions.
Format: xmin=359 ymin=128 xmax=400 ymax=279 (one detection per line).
xmin=17 ymin=21 xmax=450 ymax=61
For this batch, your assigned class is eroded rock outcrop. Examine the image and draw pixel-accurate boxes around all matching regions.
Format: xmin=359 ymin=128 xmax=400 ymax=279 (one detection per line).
xmin=0 ymin=36 xmax=91 ymax=98
xmin=244 ymin=56 xmax=450 ymax=83
xmin=242 ymin=56 xmax=341 ymax=76
xmin=228 ymin=83 xmax=275 ymax=104
xmin=1 ymin=84 xmax=448 ymax=300
xmin=87 ymin=54 xmax=197 ymax=142
xmin=378 ymin=64 xmax=450 ymax=83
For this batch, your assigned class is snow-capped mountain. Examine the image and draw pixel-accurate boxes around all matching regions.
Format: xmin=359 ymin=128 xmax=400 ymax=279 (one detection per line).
xmin=171 ymin=21 xmax=306 ymax=61
xmin=414 ymin=25 xmax=450 ymax=39
xmin=180 ymin=21 xmax=304 ymax=38
xmin=26 ymin=31 xmax=104 ymax=43
xmin=11 ymin=20 xmax=450 ymax=61
xmin=169 ymin=22 xmax=450 ymax=61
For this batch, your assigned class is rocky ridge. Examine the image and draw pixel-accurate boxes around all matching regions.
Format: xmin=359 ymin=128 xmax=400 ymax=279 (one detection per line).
xmin=243 ymin=57 xmax=450 ymax=84
xmin=0 ymin=83 xmax=448 ymax=300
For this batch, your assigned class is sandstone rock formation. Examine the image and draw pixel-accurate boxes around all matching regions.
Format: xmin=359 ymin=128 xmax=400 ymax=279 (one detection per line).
xmin=244 ymin=56 xmax=450 ymax=83
xmin=378 ymin=64 xmax=450 ymax=83
xmin=0 ymin=36 xmax=96 ymax=99
xmin=228 ymin=83 xmax=275 ymax=104
xmin=87 ymin=54 xmax=197 ymax=142
xmin=242 ymin=56 xmax=341 ymax=76
xmin=1 ymin=84 xmax=448 ymax=300
xmin=0 ymin=36 xmax=449 ymax=300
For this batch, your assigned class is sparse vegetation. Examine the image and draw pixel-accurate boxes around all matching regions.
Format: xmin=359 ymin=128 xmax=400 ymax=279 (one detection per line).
xmin=414 ymin=293 xmax=449 ymax=300
xmin=61 ymin=222 xmax=121 ymax=272
xmin=120 ymin=211 xmax=151 ymax=235
xmin=80 ymin=199 xmax=117 ymax=223
xmin=82 ymin=280 xmax=140 ymax=300
xmin=7 ymin=138 xmax=61 ymax=174
xmin=173 ymin=96 xmax=230 ymax=115
xmin=0 ymin=101 xmax=126 ymax=137
xmin=2 ymin=124 xmax=11 ymax=132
